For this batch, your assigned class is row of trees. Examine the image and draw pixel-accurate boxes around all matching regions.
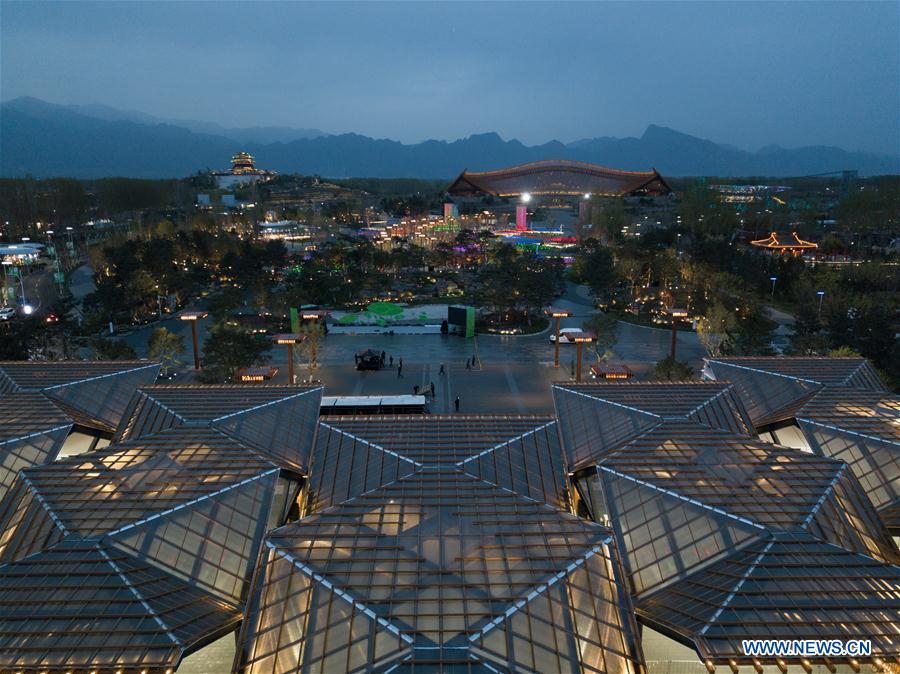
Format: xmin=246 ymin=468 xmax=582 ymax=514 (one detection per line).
xmin=83 ymin=226 xmax=287 ymax=330
xmin=568 ymin=186 xmax=899 ymax=387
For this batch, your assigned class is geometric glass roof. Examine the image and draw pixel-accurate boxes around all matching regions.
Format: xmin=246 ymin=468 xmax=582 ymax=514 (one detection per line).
xmin=0 ymin=392 xmax=73 ymax=501
xmin=0 ymin=360 xmax=161 ymax=434
xmin=552 ymin=381 xmax=754 ymax=470
xmin=594 ymin=419 xmax=899 ymax=564
xmin=704 ymin=357 xmax=900 ymax=534
xmin=553 ymin=380 xmax=900 ymax=667
xmin=236 ymin=413 xmax=645 ymax=673
xmin=0 ymin=392 xmax=73 ymax=441
xmin=116 ymin=384 xmax=323 ymax=473
xmin=0 ymin=360 xmax=897 ymax=673
xmin=0 ymin=538 xmax=241 ymax=672
xmin=0 ymin=361 xmax=161 ymax=392
xmin=0 ymin=426 xmax=276 ymax=545
xmin=0 ymin=425 xmax=279 ymax=608
xmin=0 ymin=361 xmax=161 ymax=505
xmin=0 ymin=378 xmax=310 ymax=672
xmin=638 ymin=532 xmax=900 ymax=664
xmin=237 ymin=469 xmax=645 ymax=674
xmin=309 ymin=415 xmax=568 ymax=511
xmin=703 ymin=356 xmax=887 ymax=390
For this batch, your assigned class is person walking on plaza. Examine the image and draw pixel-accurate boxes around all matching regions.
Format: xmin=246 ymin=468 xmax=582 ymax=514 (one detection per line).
xmin=465 ymin=358 xmax=471 ymax=370
xmin=454 ymin=395 xmax=460 ymax=412
xmin=398 ymin=361 xmax=403 ymax=378
xmin=389 ymin=355 xmax=394 ymax=367
xmin=430 ymin=382 xmax=435 ymax=398
xmin=439 ymin=363 xmax=445 ymax=376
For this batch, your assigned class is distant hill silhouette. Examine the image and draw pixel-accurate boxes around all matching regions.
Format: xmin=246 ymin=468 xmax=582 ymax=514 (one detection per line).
xmin=1 ymin=97 xmax=897 ymax=179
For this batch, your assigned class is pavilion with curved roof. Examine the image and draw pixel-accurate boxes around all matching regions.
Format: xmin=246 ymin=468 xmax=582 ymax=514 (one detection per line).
xmin=447 ymin=159 xmax=672 ymax=198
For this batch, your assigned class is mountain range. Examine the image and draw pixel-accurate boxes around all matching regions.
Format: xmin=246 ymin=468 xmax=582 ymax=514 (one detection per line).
xmin=1 ymin=97 xmax=897 ymax=179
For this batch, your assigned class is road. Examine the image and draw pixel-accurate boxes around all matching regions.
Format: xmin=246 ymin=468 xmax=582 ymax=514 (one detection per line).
xmin=765 ymin=304 xmax=796 ymax=354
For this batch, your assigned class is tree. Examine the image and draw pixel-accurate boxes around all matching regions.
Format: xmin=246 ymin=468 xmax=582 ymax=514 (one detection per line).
xmin=650 ymin=356 xmax=695 ymax=381
xmin=206 ymin=287 xmax=245 ymax=322
xmin=828 ymin=346 xmax=861 ymax=357
xmin=200 ymin=324 xmax=270 ymax=382
xmin=571 ymin=240 xmax=615 ymax=300
xmin=90 ymin=337 xmax=137 ymax=360
xmin=731 ymin=303 xmax=776 ymax=355
xmin=583 ymin=311 xmax=619 ymax=362
xmin=697 ymin=303 xmax=739 ymax=356
xmin=295 ymin=319 xmax=326 ymax=380
xmin=148 ymin=327 xmax=185 ymax=376
xmin=788 ymin=302 xmax=828 ymax=355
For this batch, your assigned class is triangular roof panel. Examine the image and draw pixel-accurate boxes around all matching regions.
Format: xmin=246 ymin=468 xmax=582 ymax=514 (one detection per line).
xmin=0 ymin=538 xmax=240 ymax=671
xmin=638 ymin=533 xmax=900 ymax=664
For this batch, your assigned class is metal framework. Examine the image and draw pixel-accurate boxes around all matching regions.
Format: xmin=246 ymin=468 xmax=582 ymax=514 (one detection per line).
xmin=308 ymin=415 xmax=568 ymax=511
xmin=0 ymin=384 xmax=322 ymax=672
xmin=0 ymin=538 xmax=241 ymax=672
xmin=703 ymin=357 xmax=899 ymax=534
xmin=553 ymin=380 xmax=900 ymax=669
xmin=0 ymin=361 xmax=161 ymax=434
xmin=0 ymin=362 xmax=161 ymax=503
xmin=447 ymin=160 xmax=672 ymax=198
xmin=0 ymin=362 xmax=897 ymax=673
xmin=235 ymin=415 xmax=646 ymax=674
xmin=116 ymin=384 xmax=324 ymax=474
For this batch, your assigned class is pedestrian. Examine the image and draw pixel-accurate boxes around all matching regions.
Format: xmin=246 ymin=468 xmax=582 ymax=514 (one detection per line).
xmin=454 ymin=395 xmax=460 ymax=412
xmin=414 ymin=384 xmax=419 ymax=395
xmin=439 ymin=363 xmax=445 ymax=376
xmin=354 ymin=353 xmax=359 ymax=366
xmin=389 ymin=355 xmax=393 ymax=367
xmin=465 ymin=359 xmax=471 ymax=370
xmin=381 ymin=350 xmax=386 ymax=362
xmin=398 ymin=363 xmax=403 ymax=378
xmin=430 ymin=382 xmax=435 ymax=397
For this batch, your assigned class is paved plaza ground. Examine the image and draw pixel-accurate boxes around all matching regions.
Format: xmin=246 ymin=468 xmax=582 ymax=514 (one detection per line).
xmin=280 ymin=322 xmax=706 ymax=414
xmin=120 ymin=283 xmax=707 ymax=414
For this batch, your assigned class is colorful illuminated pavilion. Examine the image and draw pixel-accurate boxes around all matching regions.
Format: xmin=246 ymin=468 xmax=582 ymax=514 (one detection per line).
xmin=749 ymin=231 xmax=817 ymax=255
xmin=447 ymin=160 xmax=672 ymax=198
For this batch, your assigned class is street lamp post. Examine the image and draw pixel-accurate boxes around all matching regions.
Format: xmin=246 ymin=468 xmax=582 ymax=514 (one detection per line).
xmin=17 ymin=267 xmax=27 ymax=312
xmin=178 ymin=311 xmax=208 ymax=371
xmin=272 ymin=334 xmax=305 ymax=384
xmin=770 ymin=276 xmax=777 ymax=299
xmin=668 ymin=308 xmax=689 ymax=361
xmin=816 ymin=291 xmax=826 ymax=318
xmin=573 ymin=331 xmax=596 ymax=382
xmin=544 ymin=307 xmax=572 ymax=368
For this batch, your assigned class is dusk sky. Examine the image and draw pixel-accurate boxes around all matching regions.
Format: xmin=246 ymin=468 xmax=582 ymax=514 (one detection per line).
xmin=2 ymin=1 xmax=898 ymax=154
